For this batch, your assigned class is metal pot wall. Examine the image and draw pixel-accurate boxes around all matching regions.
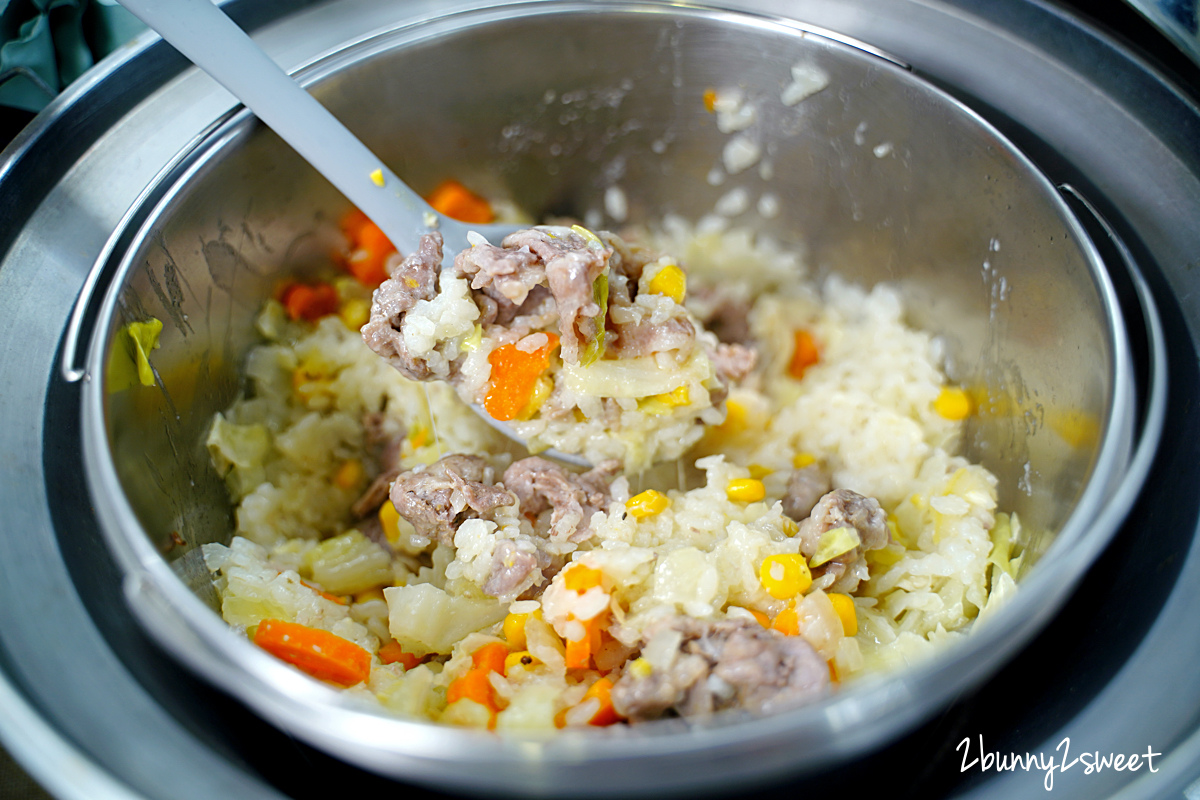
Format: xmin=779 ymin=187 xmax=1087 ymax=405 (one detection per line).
xmin=1 ymin=1 xmax=1198 ymax=798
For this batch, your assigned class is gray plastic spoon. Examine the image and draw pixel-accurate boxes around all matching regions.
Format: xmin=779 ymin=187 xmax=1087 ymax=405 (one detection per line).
xmin=116 ymin=0 xmax=521 ymax=262
xmin=117 ymin=0 xmax=589 ymax=465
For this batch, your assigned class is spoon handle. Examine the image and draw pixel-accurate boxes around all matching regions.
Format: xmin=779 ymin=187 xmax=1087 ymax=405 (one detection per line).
xmin=118 ymin=0 xmax=429 ymax=254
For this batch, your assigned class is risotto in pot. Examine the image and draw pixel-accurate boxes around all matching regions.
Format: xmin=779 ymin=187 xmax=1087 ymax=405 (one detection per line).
xmin=202 ymin=201 xmax=1023 ymax=730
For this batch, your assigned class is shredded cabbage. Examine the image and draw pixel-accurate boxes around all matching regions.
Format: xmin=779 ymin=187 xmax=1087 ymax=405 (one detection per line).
xmin=580 ymin=270 xmax=609 ymax=366
xmin=563 ymin=350 xmax=711 ymax=399
xmin=810 ymin=526 xmax=861 ymax=567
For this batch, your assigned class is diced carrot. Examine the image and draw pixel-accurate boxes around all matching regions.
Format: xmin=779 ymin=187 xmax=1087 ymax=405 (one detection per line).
xmin=829 ymin=660 xmax=839 ymax=684
xmin=702 ymin=88 xmax=717 ymax=113
xmin=788 ymin=329 xmax=820 ymax=380
xmin=253 ymin=619 xmax=371 ymax=687
xmin=563 ymin=563 xmax=603 ymax=593
xmin=339 ymin=208 xmax=396 ymax=287
xmin=378 ymin=641 xmax=423 ymax=670
xmin=447 ymin=667 xmax=499 ymax=712
xmin=483 ymin=333 xmax=560 ymax=421
xmin=565 ymin=614 xmax=605 ymax=671
xmin=300 ymin=579 xmax=347 ymax=605
xmin=749 ymin=609 xmax=771 ymax=628
xmin=471 ymin=642 xmax=510 ymax=676
xmin=583 ymin=677 xmax=622 ymax=726
xmin=279 ymin=282 xmax=340 ymax=322
xmin=340 ymin=207 xmax=370 ymax=238
xmin=446 ymin=667 xmax=499 ymax=730
xmin=426 ymin=179 xmax=494 ymax=224
xmin=771 ymin=606 xmax=800 ymax=637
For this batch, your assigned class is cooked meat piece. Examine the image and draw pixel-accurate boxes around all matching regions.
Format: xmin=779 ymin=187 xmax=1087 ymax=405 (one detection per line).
xmin=482 ymin=537 xmax=572 ymax=601
xmin=495 ymin=284 xmax=557 ymax=332
xmin=389 ymin=454 xmax=515 ymax=545
xmin=796 ymin=488 xmax=890 ymax=592
xmin=707 ymin=297 xmax=753 ymax=344
xmin=500 ymin=456 xmax=619 ymax=542
xmin=361 ymin=233 xmax=445 ymax=380
xmin=781 ymin=463 xmax=832 ymax=523
xmin=599 ymin=229 xmax=656 ymax=286
xmin=501 ymin=228 xmax=611 ymax=364
xmin=454 ymin=240 xmax=545 ymax=307
xmin=611 ymin=617 xmax=830 ymax=721
xmin=798 ymin=488 xmax=889 ymax=554
xmin=351 ymin=469 xmax=400 ymax=519
xmin=483 ymin=538 xmax=543 ymax=600
xmin=352 ymin=411 xmax=407 ymax=518
xmin=609 ymin=317 xmax=696 ymax=359
xmin=710 ymin=341 xmax=757 ymax=384
xmin=688 ymin=285 xmax=753 ymax=345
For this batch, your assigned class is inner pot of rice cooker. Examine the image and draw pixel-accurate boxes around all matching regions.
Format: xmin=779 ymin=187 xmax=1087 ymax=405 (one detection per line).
xmin=70 ymin=2 xmax=1161 ymax=794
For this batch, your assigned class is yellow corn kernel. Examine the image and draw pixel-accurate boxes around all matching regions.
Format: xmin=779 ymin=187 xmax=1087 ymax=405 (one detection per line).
xmin=934 ymin=386 xmax=973 ymax=420
xmin=409 ymin=426 xmax=429 ymax=450
xmin=563 ymin=563 xmax=604 ymax=592
xmin=647 ymin=263 xmax=687 ymax=304
xmin=379 ymin=500 xmax=402 ymax=545
xmin=626 ymin=489 xmax=670 ymax=519
xmin=655 ymin=384 xmax=690 ymax=408
xmin=339 ymin=298 xmax=371 ymax=331
xmin=370 ymin=168 xmax=385 ymax=187
xmin=791 ymin=452 xmax=817 ymax=469
xmin=828 ymin=593 xmax=858 ymax=636
xmin=503 ymin=611 xmax=531 ymax=648
xmin=515 ymin=375 xmax=554 ymax=421
xmin=726 ymin=478 xmax=766 ymax=503
xmin=758 ymin=553 xmax=812 ymax=599
xmin=354 ymin=587 xmax=386 ymax=604
xmin=291 ymin=367 xmax=319 ymax=401
xmin=628 ymin=657 xmax=653 ymax=678
xmin=747 ymin=463 xmax=773 ymax=480
xmin=332 ymin=459 xmax=363 ymax=490
xmin=504 ymin=650 xmax=538 ymax=673
xmin=781 ymin=518 xmax=799 ymax=537
xmin=718 ymin=399 xmax=747 ymax=432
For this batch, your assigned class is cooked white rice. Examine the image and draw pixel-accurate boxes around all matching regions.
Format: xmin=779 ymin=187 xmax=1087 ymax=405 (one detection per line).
xmin=203 ymin=217 xmax=1020 ymax=730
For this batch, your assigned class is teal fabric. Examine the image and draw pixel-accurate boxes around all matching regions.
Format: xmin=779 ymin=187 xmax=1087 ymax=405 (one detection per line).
xmin=0 ymin=0 xmax=143 ymax=112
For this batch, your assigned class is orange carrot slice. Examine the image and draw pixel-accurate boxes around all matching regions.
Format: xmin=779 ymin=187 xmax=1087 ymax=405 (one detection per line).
xmin=788 ymin=329 xmax=820 ymax=380
xmin=483 ymin=333 xmax=559 ymax=421
xmin=771 ymin=606 xmax=800 ymax=637
xmin=339 ymin=208 xmax=396 ymax=287
xmin=378 ymin=641 xmax=423 ymax=670
xmin=426 ymin=179 xmax=494 ymax=224
xmin=583 ymin=677 xmax=622 ymax=726
xmin=253 ymin=619 xmax=371 ymax=687
xmin=565 ymin=614 xmax=605 ymax=671
xmin=279 ymin=282 xmax=340 ymax=322
xmin=471 ymin=642 xmax=510 ymax=676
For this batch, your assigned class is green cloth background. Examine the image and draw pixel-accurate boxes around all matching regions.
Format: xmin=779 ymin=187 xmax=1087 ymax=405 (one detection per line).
xmin=0 ymin=0 xmax=143 ymax=112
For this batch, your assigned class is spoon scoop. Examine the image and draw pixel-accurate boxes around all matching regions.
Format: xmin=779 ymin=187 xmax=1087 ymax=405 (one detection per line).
xmin=118 ymin=0 xmax=589 ymax=466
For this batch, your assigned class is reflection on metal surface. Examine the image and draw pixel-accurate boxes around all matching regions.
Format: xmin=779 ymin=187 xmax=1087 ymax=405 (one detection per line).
xmin=1125 ymin=0 xmax=1200 ymax=64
